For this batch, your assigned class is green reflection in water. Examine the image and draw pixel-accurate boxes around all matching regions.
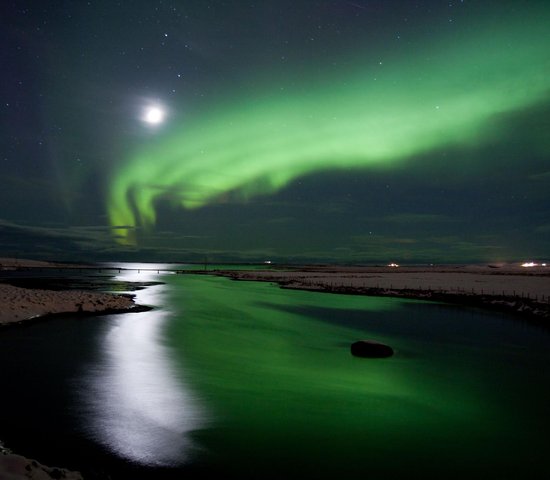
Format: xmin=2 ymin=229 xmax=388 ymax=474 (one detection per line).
xmin=164 ymin=275 xmax=550 ymax=478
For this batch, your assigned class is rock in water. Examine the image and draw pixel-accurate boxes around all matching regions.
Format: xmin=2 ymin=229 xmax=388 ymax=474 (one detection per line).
xmin=351 ymin=340 xmax=393 ymax=358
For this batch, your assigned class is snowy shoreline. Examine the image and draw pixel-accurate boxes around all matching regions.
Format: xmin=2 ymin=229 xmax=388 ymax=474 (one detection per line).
xmin=0 ymin=283 xmax=146 ymax=326
xmin=0 ymin=442 xmax=83 ymax=480
xmin=210 ymin=266 xmax=550 ymax=322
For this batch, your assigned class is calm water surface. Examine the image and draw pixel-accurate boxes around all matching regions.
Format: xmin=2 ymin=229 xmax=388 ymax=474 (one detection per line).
xmin=0 ymin=266 xmax=549 ymax=479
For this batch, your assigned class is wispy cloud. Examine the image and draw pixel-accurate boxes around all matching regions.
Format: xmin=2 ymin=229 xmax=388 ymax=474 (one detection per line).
xmin=0 ymin=219 xmax=208 ymax=261
xmin=529 ymin=171 xmax=550 ymax=181
xmin=347 ymin=232 xmax=510 ymax=263
xmin=383 ymin=213 xmax=452 ymax=224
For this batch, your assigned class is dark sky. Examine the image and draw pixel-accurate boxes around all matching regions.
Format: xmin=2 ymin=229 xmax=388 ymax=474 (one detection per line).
xmin=1 ymin=0 xmax=549 ymax=264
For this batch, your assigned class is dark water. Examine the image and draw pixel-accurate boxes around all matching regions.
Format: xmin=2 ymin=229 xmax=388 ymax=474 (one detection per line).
xmin=1 ymin=267 xmax=549 ymax=479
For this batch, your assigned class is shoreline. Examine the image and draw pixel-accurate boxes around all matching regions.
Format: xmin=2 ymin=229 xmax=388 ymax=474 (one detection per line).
xmin=1 ymin=260 xmax=548 ymax=324
xmin=1 ymin=441 xmax=83 ymax=480
xmin=208 ymin=267 xmax=550 ymax=323
xmin=280 ymin=285 xmax=550 ymax=323
xmin=0 ymin=258 xmax=158 ymax=326
xmin=0 ymin=283 xmax=149 ymax=327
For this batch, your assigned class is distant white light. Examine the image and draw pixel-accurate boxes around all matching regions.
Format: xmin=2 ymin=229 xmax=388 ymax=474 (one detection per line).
xmin=388 ymin=263 xmax=399 ymax=268
xmin=521 ymin=262 xmax=538 ymax=267
xmin=143 ymin=106 xmax=165 ymax=125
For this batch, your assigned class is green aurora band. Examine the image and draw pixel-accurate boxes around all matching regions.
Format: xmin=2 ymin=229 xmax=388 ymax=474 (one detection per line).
xmin=108 ymin=13 xmax=550 ymax=244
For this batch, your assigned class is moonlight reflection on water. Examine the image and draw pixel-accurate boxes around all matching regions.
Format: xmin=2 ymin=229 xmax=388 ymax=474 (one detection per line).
xmin=81 ymin=268 xmax=206 ymax=467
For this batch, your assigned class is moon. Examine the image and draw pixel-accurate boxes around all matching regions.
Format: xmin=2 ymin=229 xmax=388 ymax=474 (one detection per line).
xmin=143 ymin=106 xmax=165 ymax=125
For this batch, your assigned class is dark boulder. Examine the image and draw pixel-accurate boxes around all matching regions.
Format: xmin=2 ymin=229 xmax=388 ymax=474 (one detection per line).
xmin=351 ymin=340 xmax=393 ymax=358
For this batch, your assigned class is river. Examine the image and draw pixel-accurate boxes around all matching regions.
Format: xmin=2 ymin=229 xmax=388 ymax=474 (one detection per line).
xmin=0 ymin=264 xmax=549 ymax=478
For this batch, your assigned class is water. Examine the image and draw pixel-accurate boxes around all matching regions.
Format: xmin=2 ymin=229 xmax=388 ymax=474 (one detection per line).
xmin=0 ymin=267 xmax=549 ymax=478
xmin=80 ymin=281 xmax=206 ymax=468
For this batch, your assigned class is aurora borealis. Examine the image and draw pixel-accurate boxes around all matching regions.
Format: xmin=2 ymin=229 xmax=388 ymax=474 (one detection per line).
xmin=108 ymin=9 xmax=550 ymax=244
xmin=2 ymin=1 xmax=550 ymax=263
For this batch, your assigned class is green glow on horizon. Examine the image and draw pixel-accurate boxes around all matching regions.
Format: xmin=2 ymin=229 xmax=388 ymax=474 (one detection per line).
xmin=108 ymin=12 xmax=549 ymax=244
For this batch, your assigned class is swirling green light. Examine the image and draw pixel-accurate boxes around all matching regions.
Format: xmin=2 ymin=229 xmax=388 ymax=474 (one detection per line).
xmin=108 ymin=14 xmax=549 ymax=244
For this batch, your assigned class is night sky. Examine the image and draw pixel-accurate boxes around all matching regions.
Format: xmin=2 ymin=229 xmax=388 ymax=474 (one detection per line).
xmin=1 ymin=1 xmax=549 ymax=264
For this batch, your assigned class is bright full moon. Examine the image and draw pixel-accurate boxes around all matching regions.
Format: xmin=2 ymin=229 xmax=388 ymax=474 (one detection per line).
xmin=143 ymin=106 xmax=165 ymax=125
